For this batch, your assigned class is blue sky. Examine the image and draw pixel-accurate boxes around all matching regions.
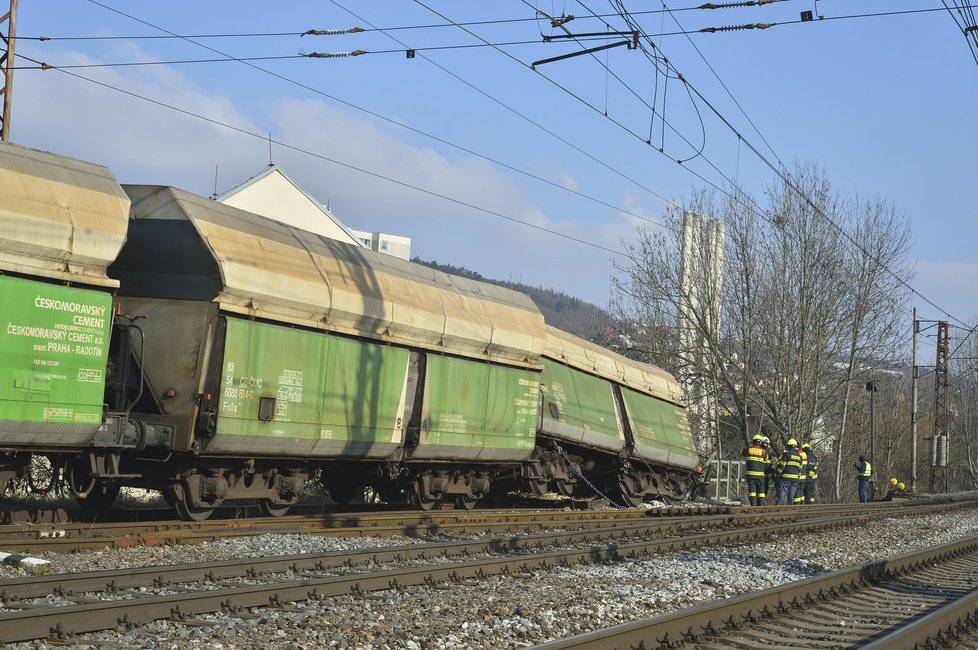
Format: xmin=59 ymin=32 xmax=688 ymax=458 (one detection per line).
xmin=10 ymin=1 xmax=978 ymax=333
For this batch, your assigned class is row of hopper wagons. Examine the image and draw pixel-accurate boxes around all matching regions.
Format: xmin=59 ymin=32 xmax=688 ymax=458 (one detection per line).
xmin=0 ymin=141 xmax=700 ymax=520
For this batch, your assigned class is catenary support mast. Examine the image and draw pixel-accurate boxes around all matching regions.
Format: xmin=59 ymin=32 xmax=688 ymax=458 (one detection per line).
xmin=0 ymin=0 xmax=18 ymax=142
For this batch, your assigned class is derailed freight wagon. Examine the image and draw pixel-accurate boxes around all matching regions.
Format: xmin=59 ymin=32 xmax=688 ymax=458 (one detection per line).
xmin=0 ymin=140 xmax=700 ymax=519
xmin=535 ymin=326 xmax=699 ymax=505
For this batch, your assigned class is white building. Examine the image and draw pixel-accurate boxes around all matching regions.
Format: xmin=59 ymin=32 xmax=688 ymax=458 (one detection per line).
xmin=349 ymin=229 xmax=412 ymax=261
xmin=217 ymin=166 xmax=364 ymax=247
xmin=218 ymin=166 xmax=412 ymax=260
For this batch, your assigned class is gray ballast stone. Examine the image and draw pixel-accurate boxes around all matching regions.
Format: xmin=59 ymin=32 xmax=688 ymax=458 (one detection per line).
xmin=6 ymin=501 xmax=978 ymax=649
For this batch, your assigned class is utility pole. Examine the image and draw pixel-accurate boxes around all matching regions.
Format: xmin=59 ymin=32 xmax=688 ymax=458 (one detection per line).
xmin=866 ymin=381 xmax=878 ymax=500
xmin=934 ymin=320 xmax=949 ymax=492
xmin=910 ymin=307 xmax=918 ymax=493
xmin=0 ymin=0 xmax=18 ymax=142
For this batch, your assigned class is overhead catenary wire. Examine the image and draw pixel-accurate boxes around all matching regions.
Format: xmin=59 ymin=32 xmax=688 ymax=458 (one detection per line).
xmin=664 ymin=0 xmax=977 ymax=370
xmin=410 ymin=0 xmax=790 ymax=263
xmin=326 ymin=0 xmax=683 ymax=218
xmin=416 ymin=1 xmax=955 ymax=327
xmin=16 ymin=4 xmax=974 ymax=45
xmin=565 ymin=0 xmax=709 ymax=164
xmin=645 ymin=0 xmax=786 ymax=185
xmin=15 ymin=51 xmax=630 ymax=260
xmin=15 ymin=35 xmax=636 ymax=70
xmin=73 ymin=0 xmax=677 ymax=232
xmin=603 ymin=1 xmax=961 ymax=324
xmin=16 ymin=54 xmax=305 ymax=69
xmin=523 ymin=0 xmax=709 ymax=163
xmin=19 ymin=0 xmax=792 ymax=42
xmin=941 ymin=0 xmax=978 ymax=67
xmin=21 ymin=3 xmax=960 ymax=326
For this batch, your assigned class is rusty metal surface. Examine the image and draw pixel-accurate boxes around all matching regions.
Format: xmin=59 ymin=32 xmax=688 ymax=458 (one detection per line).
xmin=0 ymin=498 xmax=958 ymax=552
xmin=543 ymin=326 xmax=684 ymax=404
xmin=0 ymin=141 xmax=129 ymax=287
xmin=121 ymin=185 xmax=546 ymax=368
xmin=0 ymin=507 xmax=706 ymax=553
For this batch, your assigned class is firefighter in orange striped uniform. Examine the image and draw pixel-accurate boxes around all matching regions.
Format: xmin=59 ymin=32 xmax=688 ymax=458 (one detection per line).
xmin=775 ymin=438 xmax=805 ymax=505
xmin=741 ymin=434 xmax=771 ymax=506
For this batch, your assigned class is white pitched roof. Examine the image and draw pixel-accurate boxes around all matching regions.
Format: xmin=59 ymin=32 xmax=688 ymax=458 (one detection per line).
xmin=217 ymin=166 xmax=363 ymax=247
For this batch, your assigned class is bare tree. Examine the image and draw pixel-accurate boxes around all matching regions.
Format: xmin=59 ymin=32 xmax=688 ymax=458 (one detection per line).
xmin=828 ymin=194 xmax=914 ymax=498
xmin=610 ymin=162 xmax=914 ymax=499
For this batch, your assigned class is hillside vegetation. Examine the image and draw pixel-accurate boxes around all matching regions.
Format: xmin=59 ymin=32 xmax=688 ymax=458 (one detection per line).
xmin=413 ymin=259 xmax=614 ymax=345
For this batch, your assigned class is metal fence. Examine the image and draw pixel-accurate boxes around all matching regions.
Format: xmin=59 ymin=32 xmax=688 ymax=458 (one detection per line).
xmin=705 ymin=459 xmax=744 ymax=502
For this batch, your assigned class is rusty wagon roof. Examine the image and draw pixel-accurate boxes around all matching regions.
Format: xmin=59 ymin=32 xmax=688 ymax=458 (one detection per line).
xmin=543 ymin=325 xmax=684 ymax=404
xmin=0 ymin=142 xmax=130 ymax=288
xmin=117 ymin=185 xmax=546 ymax=368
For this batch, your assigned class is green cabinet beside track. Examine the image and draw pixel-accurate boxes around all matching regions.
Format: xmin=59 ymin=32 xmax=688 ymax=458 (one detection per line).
xmin=213 ymin=318 xmax=410 ymax=458
xmin=0 ymin=275 xmax=112 ymax=438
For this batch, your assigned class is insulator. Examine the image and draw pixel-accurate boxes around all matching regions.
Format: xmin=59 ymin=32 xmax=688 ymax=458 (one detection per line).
xmin=930 ymin=435 xmax=939 ymax=466
xmin=699 ymin=22 xmax=774 ymax=33
xmin=301 ymin=27 xmax=365 ymax=37
xmin=699 ymin=0 xmax=776 ymax=7
xmin=938 ymin=435 xmax=948 ymax=467
xmin=303 ymin=50 xmax=367 ymax=59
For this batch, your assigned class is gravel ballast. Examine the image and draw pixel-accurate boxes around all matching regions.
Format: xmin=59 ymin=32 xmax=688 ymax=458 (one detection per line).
xmin=6 ymin=504 xmax=978 ymax=649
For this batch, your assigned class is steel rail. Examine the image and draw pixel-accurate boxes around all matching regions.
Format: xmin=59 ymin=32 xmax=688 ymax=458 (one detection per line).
xmin=0 ymin=498 xmax=955 ymax=553
xmin=530 ymin=532 xmax=978 ymax=649
xmin=861 ymin=587 xmax=978 ymax=649
xmin=0 ymin=516 xmax=717 ymax=601
xmin=1 ymin=502 xmax=972 ymax=643
xmin=0 ymin=506 xmax=686 ymax=541
xmin=0 ymin=500 xmax=715 ymax=526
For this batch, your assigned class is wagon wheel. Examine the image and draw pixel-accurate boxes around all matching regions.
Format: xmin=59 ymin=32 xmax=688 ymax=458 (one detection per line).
xmin=553 ymin=478 xmax=576 ymax=497
xmin=615 ymin=481 xmax=644 ymax=508
xmin=258 ymin=499 xmax=290 ymax=517
xmin=26 ymin=455 xmax=58 ymax=495
xmin=174 ymin=498 xmax=215 ymax=522
xmin=171 ymin=480 xmax=216 ymax=521
xmin=410 ymin=486 xmax=438 ymax=511
xmin=527 ymin=478 xmax=549 ymax=498
xmin=65 ymin=456 xmax=96 ymax=497
xmin=328 ymin=480 xmax=358 ymax=505
xmin=455 ymin=494 xmax=478 ymax=511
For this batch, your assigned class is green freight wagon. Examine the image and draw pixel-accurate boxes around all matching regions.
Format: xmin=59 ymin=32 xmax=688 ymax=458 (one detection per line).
xmin=0 ymin=142 xmax=130 ymax=491
xmin=538 ymin=326 xmax=699 ymax=504
xmin=0 ymin=138 xmax=699 ymax=518
xmin=109 ymin=185 xmax=547 ymax=515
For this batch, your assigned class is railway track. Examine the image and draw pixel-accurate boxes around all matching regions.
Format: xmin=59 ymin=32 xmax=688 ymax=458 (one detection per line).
xmin=1 ymin=499 xmax=975 ymax=644
xmin=0 ymin=498 xmax=959 ymax=553
xmin=532 ymin=530 xmax=978 ymax=649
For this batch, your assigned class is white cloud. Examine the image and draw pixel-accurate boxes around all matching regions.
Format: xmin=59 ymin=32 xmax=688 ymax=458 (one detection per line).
xmin=10 ymin=47 xmax=634 ymax=305
xmin=558 ymin=172 xmax=578 ymax=193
